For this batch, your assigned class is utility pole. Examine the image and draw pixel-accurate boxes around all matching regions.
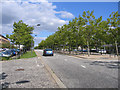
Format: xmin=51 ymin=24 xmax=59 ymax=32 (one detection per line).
xmin=31 ymin=24 xmax=40 ymax=56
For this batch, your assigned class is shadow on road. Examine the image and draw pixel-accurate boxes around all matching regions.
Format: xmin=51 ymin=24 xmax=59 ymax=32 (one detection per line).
xmin=16 ymin=80 xmax=30 ymax=84
xmin=0 ymin=72 xmax=10 ymax=89
xmin=1 ymin=72 xmax=8 ymax=80
xmin=85 ymin=61 xmax=120 ymax=69
xmin=0 ymin=72 xmax=30 ymax=89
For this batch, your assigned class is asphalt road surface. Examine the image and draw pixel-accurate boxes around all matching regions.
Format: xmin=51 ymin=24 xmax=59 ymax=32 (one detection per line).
xmin=36 ymin=50 xmax=118 ymax=88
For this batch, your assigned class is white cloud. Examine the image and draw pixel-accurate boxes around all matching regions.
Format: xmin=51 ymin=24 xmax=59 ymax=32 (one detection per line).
xmin=1 ymin=0 xmax=74 ymax=35
xmin=57 ymin=11 xmax=74 ymax=19
xmin=1 ymin=0 xmax=74 ymax=45
xmin=34 ymin=37 xmax=47 ymax=46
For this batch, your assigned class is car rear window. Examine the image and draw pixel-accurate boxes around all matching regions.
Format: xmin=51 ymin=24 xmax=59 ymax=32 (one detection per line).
xmin=45 ymin=49 xmax=52 ymax=51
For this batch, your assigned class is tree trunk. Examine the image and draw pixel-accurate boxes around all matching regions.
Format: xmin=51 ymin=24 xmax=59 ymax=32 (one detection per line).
xmin=69 ymin=39 xmax=71 ymax=54
xmin=19 ymin=44 xmax=20 ymax=58
xmin=115 ymin=40 xmax=119 ymax=56
xmin=87 ymin=41 xmax=90 ymax=56
xmin=63 ymin=44 xmax=65 ymax=53
xmin=76 ymin=40 xmax=78 ymax=55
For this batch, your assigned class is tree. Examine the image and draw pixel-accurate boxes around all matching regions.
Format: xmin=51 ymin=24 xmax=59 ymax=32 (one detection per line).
xmin=2 ymin=42 xmax=10 ymax=48
xmin=7 ymin=20 xmax=34 ymax=50
xmin=37 ymin=10 xmax=119 ymax=56
xmin=76 ymin=15 xmax=86 ymax=52
xmin=107 ymin=11 xmax=119 ymax=56
xmin=82 ymin=11 xmax=96 ymax=56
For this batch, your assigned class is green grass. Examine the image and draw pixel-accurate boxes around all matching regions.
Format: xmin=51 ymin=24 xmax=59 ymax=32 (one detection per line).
xmin=1 ymin=57 xmax=12 ymax=61
xmin=1 ymin=57 xmax=10 ymax=60
xmin=20 ymin=51 xmax=37 ymax=59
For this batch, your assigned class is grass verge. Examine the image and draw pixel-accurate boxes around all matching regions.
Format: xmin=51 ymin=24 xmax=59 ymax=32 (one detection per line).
xmin=20 ymin=51 xmax=37 ymax=59
xmin=1 ymin=57 xmax=12 ymax=61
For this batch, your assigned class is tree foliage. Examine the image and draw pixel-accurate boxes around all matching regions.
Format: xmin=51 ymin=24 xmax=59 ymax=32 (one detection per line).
xmin=37 ymin=11 xmax=119 ymax=56
xmin=7 ymin=20 xmax=34 ymax=50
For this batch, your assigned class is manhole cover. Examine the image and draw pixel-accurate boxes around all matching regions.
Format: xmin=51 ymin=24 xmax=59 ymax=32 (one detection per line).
xmin=15 ymin=69 xmax=24 ymax=71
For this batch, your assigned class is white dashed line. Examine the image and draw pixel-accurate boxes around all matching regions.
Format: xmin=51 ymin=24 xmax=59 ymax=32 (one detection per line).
xmin=81 ymin=65 xmax=86 ymax=68
xmin=64 ymin=59 xmax=68 ymax=61
xmin=38 ymin=57 xmax=40 ymax=59
xmin=37 ymin=64 xmax=40 ymax=67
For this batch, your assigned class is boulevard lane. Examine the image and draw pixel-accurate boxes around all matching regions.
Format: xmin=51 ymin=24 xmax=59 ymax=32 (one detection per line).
xmin=36 ymin=50 xmax=118 ymax=88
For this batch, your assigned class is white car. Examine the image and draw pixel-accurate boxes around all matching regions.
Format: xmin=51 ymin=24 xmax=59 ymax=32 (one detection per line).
xmin=98 ymin=50 xmax=106 ymax=54
xmin=0 ymin=48 xmax=2 ymax=52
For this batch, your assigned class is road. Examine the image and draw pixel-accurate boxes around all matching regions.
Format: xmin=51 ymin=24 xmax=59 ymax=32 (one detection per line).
xmin=36 ymin=50 xmax=118 ymax=88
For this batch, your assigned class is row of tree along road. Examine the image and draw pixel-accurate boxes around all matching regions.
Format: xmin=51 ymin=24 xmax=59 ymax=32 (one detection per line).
xmin=35 ymin=11 xmax=120 ymax=56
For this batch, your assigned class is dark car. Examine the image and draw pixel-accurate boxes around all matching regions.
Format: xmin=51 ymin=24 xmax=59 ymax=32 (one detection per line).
xmin=90 ymin=49 xmax=98 ymax=52
xmin=79 ymin=49 xmax=88 ymax=52
xmin=43 ymin=49 xmax=54 ymax=56
xmin=10 ymin=49 xmax=18 ymax=56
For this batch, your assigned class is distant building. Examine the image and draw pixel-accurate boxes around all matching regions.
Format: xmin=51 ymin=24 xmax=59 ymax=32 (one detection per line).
xmin=14 ymin=45 xmax=24 ymax=49
xmin=0 ymin=34 xmax=10 ymax=45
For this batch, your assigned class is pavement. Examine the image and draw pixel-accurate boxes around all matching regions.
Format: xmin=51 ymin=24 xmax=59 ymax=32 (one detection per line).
xmin=56 ymin=51 xmax=119 ymax=61
xmin=0 ymin=57 xmax=58 ymax=88
xmin=72 ymin=54 xmax=119 ymax=61
xmin=36 ymin=50 xmax=119 ymax=88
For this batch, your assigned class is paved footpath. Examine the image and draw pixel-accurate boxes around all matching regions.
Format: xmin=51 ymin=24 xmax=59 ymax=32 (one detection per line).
xmin=0 ymin=57 xmax=58 ymax=88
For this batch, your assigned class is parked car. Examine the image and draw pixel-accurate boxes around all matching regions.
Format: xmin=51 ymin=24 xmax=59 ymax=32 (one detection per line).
xmin=79 ymin=49 xmax=88 ymax=52
xmin=0 ymin=52 xmax=3 ymax=57
xmin=10 ymin=49 xmax=18 ymax=56
xmin=1 ymin=50 xmax=13 ymax=57
xmin=17 ymin=49 xmax=20 ymax=54
xmin=0 ymin=48 xmax=6 ymax=52
xmin=43 ymin=49 xmax=54 ymax=56
xmin=98 ymin=49 xmax=107 ymax=54
xmin=0 ymin=48 xmax=2 ymax=52
xmin=90 ymin=49 xmax=98 ymax=53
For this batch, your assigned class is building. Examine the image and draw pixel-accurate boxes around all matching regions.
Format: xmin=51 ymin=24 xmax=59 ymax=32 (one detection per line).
xmin=0 ymin=34 xmax=10 ymax=48
xmin=14 ymin=45 xmax=24 ymax=49
xmin=0 ymin=34 xmax=10 ymax=45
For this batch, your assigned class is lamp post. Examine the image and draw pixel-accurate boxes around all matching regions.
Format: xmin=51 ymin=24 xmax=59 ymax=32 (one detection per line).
xmin=31 ymin=24 xmax=40 ymax=55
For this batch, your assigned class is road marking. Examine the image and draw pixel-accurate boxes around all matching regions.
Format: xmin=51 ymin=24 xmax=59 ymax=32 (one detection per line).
xmin=81 ymin=65 xmax=86 ymax=68
xmin=38 ymin=57 xmax=41 ymax=59
xmin=64 ymin=59 xmax=68 ymax=61
xmin=36 ymin=60 xmax=37 ymax=64
xmin=37 ymin=64 xmax=40 ymax=67
xmin=68 ymin=56 xmax=81 ymax=59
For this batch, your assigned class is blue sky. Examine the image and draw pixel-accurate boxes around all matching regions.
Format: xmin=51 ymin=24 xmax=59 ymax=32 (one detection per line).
xmin=1 ymin=0 xmax=119 ymax=46
xmin=53 ymin=2 xmax=118 ymax=21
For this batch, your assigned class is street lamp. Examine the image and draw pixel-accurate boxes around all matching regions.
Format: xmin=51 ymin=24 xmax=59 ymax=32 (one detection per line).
xmin=31 ymin=24 xmax=40 ymax=55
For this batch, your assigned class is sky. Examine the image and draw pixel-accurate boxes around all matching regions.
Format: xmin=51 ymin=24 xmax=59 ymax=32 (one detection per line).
xmin=0 ymin=0 xmax=119 ymax=46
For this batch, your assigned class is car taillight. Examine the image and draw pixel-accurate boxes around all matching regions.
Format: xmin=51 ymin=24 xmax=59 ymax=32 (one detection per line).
xmin=53 ymin=51 xmax=54 ymax=53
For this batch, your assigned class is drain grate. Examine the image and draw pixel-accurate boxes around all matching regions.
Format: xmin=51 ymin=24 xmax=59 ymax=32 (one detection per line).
xmin=15 ymin=69 xmax=24 ymax=71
